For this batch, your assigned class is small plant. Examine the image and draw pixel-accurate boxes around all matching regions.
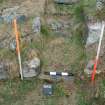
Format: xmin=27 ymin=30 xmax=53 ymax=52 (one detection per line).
xmin=77 ymin=92 xmax=90 ymax=105
xmin=54 ymin=84 xmax=66 ymax=97
xmin=41 ymin=25 xmax=49 ymax=37
xmin=74 ymin=5 xmax=85 ymax=22
xmin=73 ymin=4 xmax=88 ymax=46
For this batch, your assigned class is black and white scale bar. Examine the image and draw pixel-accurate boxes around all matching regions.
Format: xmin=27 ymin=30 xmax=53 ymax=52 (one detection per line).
xmin=44 ymin=71 xmax=74 ymax=76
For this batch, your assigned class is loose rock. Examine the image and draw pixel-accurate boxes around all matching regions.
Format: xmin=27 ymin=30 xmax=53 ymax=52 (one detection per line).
xmin=96 ymin=0 xmax=105 ymax=10
xmin=9 ymin=39 xmax=16 ymax=51
xmin=1 ymin=6 xmax=26 ymax=23
xmin=86 ymin=22 xmax=102 ymax=46
xmin=0 ymin=62 xmax=8 ymax=80
xmin=23 ymin=57 xmax=41 ymax=78
xmin=32 ymin=17 xmax=41 ymax=33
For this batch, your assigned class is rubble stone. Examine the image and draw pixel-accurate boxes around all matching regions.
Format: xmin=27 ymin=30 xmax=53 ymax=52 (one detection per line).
xmin=9 ymin=39 xmax=16 ymax=51
xmin=22 ymin=49 xmax=40 ymax=78
xmin=23 ymin=57 xmax=41 ymax=78
xmin=32 ymin=17 xmax=41 ymax=33
xmin=1 ymin=6 xmax=26 ymax=23
xmin=86 ymin=22 xmax=102 ymax=46
xmin=47 ymin=18 xmax=71 ymax=37
xmin=0 ymin=62 xmax=8 ymax=79
xmin=16 ymin=15 xmax=26 ymax=23
xmin=47 ymin=19 xmax=70 ymax=31
xmin=96 ymin=0 xmax=105 ymax=10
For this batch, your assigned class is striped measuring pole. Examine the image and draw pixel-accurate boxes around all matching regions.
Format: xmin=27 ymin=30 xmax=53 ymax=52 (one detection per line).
xmin=13 ymin=19 xmax=23 ymax=80
xmin=44 ymin=71 xmax=74 ymax=76
xmin=91 ymin=22 xmax=105 ymax=82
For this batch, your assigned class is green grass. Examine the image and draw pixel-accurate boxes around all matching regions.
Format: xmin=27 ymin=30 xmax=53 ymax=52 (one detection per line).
xmin=78 ymin=98 xmax=89 ymax=105
xmin=0 ymin=79 xmax=40 ymax=105
xmin=0 ymin=48 xmax=16 ymax=60
xmin=41 ymin=25 xmax=50 ymax=37
xmin=102 ymin=80 xmax=105 ymax=86
xmin=77 ymin=89 xmax=90 ymax=105
xmin=74 ymin=5 xmax=85 ymax=23
xmin=0 ymin=0 xmax=4 ymax=3
xmin=40 ymin=97 xmax=59 ymax=105
xmin=54 ymin=84 xmax=66 ymax=97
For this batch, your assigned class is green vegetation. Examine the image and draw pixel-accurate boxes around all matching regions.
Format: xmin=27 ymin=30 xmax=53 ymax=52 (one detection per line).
xmin=78 ymin=98 xmax=89 ymax=105
xmin=0 ymin=79 xmax=40 ymax=105
xmin=54 ymin=84 xmax=66 ymax=97
xmin=40 ymin=97 xmax=58 ymax=105
xmin=0 ymin=0 xmax=4 ymax=3
xmin=74 ymin=5 xmax=85 ymax=23
xmin=74 ymin=1 xmax=88 ymax=45
xmin=41 ymin=25 xmax=50 ymax=37
xmin=0 ymin=48 xmax=16 ymax=60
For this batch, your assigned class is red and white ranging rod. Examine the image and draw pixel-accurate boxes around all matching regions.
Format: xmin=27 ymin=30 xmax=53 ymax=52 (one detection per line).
xmin=13 ymin=19 xmax=23 ymax=80
xmin=91 ymin=22 xmax=105 ymax=82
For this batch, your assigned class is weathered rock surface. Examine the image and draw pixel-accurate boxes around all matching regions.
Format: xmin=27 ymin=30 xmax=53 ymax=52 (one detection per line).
xmin=0 ymin=62 xmax=8 ymax=79
xmin=32 ymin=17 xmax=41 ymax=33
xmin=47 ymin=17 xmax=72 ymax=37
xmin=85 ymin=22 xmax=105 ymax=73
xmin=86 ymin=22 xmax=102 ymax=46
xmin=23 ymin=57 xmax=41 ymax=78
xmin=1 ymin=6 xmax=26 ymax=23
xmin=0 ymin=60 xmax=19 ymax=79
xmin=22 ymin=49 xmax=41 ymax=78
xmin=96 ymin=0 xmax=105 ymax=10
